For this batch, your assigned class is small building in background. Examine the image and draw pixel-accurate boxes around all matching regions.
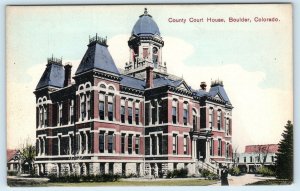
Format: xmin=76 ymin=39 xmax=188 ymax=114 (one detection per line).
xmin=7 ymin=149 xmax=20 ymax=173
xmin=235 ymin=144 xmax=278 ymax=173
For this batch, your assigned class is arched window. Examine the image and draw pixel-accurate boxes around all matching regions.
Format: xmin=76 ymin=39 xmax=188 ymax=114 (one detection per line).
xmin=192 ymin=109 xmax=197 ymax=131
xmin=86 ymin=93 xmax=91 ymax=120
xmin=108 ymin=86 xmax=115 ymax=91
xmin=100 ymin=84 xmax=106 ymax=89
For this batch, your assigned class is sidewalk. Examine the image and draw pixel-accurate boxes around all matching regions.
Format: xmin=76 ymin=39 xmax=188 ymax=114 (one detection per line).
xmin=211 ymin=174 xmax=276 ymax=186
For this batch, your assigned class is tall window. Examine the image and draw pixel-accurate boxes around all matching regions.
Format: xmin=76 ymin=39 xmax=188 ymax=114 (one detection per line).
xmin=128 ymin=102 xmax=133 ymax=124
xmin=226 ymin=118 xmax=229 ymax=135
xmin=135 ymin=108 xmax=139 ymax=125
xmin=108 ymin=96 xmax=113 ymax=121
xmin=58 ymin=135 xmax=61 ymax=155
xmin=143 ymin=48 xmax=148 ymax=58
xmin=172 ymin=134 xmax=177 ymax=154
xmin=218 ymin=139 xmax=222 ymax=156
xmin=192 ymin=109 xmax=197 ymax=131
xmin=244 ymin=157 xmax=246 ymax=163
xmin=70 ymin=100 xmax=74 ymax=124
xmin=172 ymin=100 xmax=177 ymax=124
xmin=121 ymin=134 xmax=125 ymax=153
xmin=44 ymin=107 xmax=47 ymax=127
xmin=81 ymin=96 xmax=86 ymax=121
xmin=226 ymin=143 xmax=229 ymax=158
xmin=151 ymin=135 xmax=157 ymax=155
xmin=81 ymin=132 xmax=86 ymax=154
xmin=151 ymin=101 xmax=157 ymax=125
xmin=99 ymin=132 xmax=104 ymax=153
xmin=210 ymin=139 xmax=214 ymax=156
xmin=87 ymin=95 xmax=91 ymax=120
xmin=121 ymin=99 xmax=125 ymax=123
xmin=128 ymin=135 xmax=132 ymax=154
xmin=217 ymin=110 xmax=221 ymax=130
xmin=39 ymin=107 xmax=43 ymax=127
xmin=59 ymin=103 xmax=63 ymax=125
xmin=135 ymin=135 xmax=140 ymax=154
xmin=250 ymin=156 xmax=253 ymax=162
xmin=183 ymin=103 xmax=188 ymax=125
xmin=108 ymin=133 xmax=114 ymax=153
xmin=209 ymin=108 xmax=214 ymax=129
xmin=99 ymin=94 xmax=105 ymax=120
xmin=70 ymin=134 xmax=74 ymax=154
xmin=184 ymin=135 xmax=188 ymax=154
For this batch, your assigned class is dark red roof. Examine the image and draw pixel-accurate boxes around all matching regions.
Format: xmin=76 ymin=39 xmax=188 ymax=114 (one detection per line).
xmin=245 ymin=144 xmax=279 ymax=153
xmin=7 ymin=149 xmax=18 ymax=161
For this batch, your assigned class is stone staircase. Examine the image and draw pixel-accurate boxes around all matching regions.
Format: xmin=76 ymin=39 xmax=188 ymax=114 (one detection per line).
xmin=197 ymin=160 xmax=220 ymax=175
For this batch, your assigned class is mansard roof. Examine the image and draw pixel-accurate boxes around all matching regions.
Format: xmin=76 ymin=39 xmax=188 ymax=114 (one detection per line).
xmin=36 ymin=58 xmax=65 ymax=90
xmin=120 ymin=75 xmax=145 ymax=90
xmin=75 ymin=36 xmax=120 ymax=75
xmin=208 ymin=82 xmax=231 ymax=104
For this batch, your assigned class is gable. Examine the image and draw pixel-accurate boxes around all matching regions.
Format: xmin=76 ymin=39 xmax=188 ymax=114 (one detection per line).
xmin=177 ymin=81 xmax=191 ymax=91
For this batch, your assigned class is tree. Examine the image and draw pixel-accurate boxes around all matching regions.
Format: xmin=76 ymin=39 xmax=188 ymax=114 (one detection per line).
xmin=275 ymin=120 xmax=293 ymax=181
xmin=19 ymin=140 xmax=36 ymax=174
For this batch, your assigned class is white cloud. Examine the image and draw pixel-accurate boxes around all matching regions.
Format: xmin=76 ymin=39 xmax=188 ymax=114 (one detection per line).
xmin=7 ymin=35 xmax=292 ymax=153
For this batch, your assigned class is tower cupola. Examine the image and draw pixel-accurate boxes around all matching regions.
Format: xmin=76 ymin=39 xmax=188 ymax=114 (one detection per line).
xmin=125 ymin=8 xmax=167 ymax=77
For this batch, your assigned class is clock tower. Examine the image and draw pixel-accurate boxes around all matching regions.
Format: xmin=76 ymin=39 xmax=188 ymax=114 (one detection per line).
xmin=125 ymin=8 xmax=167 ymax=77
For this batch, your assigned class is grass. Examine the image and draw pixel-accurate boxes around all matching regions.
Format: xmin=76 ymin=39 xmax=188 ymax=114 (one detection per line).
xmin=246 ymin=179 xmax=293 ymax=185
xmin=8 ymin=178 xmax=217 ymax=187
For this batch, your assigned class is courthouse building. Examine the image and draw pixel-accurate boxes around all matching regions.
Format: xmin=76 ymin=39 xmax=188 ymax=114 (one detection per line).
xmin=34 ymin=9 xmax=233 ymax=177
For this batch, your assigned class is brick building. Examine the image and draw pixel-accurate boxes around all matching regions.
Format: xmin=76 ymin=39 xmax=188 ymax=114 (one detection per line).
xmin=34 ymin=8 xmax=233 ymax=177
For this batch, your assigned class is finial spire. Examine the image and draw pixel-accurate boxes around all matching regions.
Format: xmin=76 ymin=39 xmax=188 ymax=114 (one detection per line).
xmin=144 ymin=8 xmax=148 ymax=15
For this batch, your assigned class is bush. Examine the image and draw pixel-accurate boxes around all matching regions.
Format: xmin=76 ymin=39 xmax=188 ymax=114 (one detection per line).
xmin=199 ymin=169 xmax=210 ymax=178
xmin=257 ymin=166 xmax=275 ymax=177
xmin=165 ymin=168 xmax=188 ymax=178
xmin=47 ymin=173 xmax=120 ymax=183
xmin=7 ymin=171 xmax=18 ymax=176
xmin=229 ymin=167 xmax=241 ymax=176
xmin=199 ymin=168 xmax=219 ymax=180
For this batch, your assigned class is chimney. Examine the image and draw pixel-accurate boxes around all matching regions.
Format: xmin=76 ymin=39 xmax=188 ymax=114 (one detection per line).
xmin=200 ymin=81 xmax=207 ymax=91
xmin=64 ymin=63 xmax=72 ymax=87
xmin=146 ymin=66 xmax=154 ymax=88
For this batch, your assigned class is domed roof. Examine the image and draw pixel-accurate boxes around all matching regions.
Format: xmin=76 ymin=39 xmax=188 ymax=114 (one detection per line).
xmin=132 ymin=8 xmax=160 ymax=36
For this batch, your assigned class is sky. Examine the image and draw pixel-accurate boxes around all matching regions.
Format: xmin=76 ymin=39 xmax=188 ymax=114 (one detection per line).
xmin=6 ymin=4 xmax=292 ymax=152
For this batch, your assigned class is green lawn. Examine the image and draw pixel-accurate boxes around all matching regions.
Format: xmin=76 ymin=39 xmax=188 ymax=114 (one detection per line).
xmin=246 ymin=179 xmax=293 ymax=185
xmin=8 ymin=178 xmax=217 ymax=187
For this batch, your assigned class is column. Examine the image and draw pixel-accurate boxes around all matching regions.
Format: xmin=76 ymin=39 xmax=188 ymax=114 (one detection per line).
xmin=156 ymin=135 xmax=159 ymax=155
xmin=205 ymin=139 xmax=210 ymax=163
